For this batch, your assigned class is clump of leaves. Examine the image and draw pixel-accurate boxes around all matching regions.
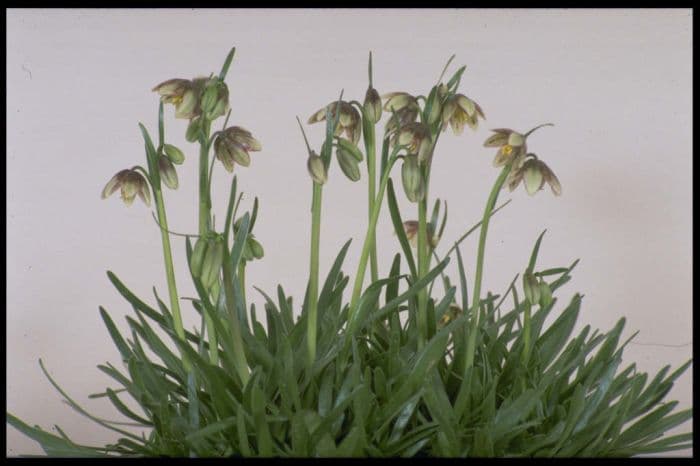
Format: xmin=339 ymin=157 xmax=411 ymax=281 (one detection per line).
xmin=7 ymin=48 xmax=692 ymax=457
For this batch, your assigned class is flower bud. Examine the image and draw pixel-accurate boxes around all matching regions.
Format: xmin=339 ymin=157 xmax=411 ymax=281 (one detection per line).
xmin=363 ymin=87 xmax=382 ymax=124
xmin=249 ymin=236 xmax=265 ymax=260
xmin=200 ymin=78 xmax=229 ymax=121
xmin=523 ymin=271 xmax=541 ymax=305
xmin=307 ymin=152 xmax=327 ymax=185
xmin=336 ymin=147 xmax=361 ymax=182
xmin=158 ymin=155 xmax=178 ymax=190
xmin=190 ymin=237 xmax=209 ymax=277
xmin=539 ymin=279 xmax=553 ymax=307
xmin=401 ymin=155 xmax=424 ymax=203
xmin=201 ymin=237 xmax=224 ymax=289
xmin=336 ymin=138 xmax=364 ymax=162
xmin=163 ymin=144 xmax=185 ymax=164
xmin=186 ymin=116 xmax=203 ymax=143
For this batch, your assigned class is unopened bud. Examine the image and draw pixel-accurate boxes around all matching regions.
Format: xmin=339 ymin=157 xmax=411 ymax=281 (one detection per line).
xmin=523 ymin=272 xmax=541 ymax=305
xmin=250 ymin=237 xmax=264 ymax=259
xmin=307 ymin=152 xmax=327 ymax=185
xmin=336 ymin=138 xmax=364 ymax=162
xmin=186 ymin=116 xmax=203 ymax=143
xmin=158 ymin=155 xmax=178 ymax=190
xmin=363 ymin=87 xmax=382 ymax=124
xmin=201 ymin=237 xmax=224 ymax=289
xmin=163 ymin=144 xmax=185 ymax=164
xmin=190 ymin=237 xmax=209 ymax=277
xmin=401 ymin=155 xmax=424 ymax=203
xmin=539 ymin=279 xmax=553 ymax=307
xmin=336 ymin=147 xmax=361 ymax=182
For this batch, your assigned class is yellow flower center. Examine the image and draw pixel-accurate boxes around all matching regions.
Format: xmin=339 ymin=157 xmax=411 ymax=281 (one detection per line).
xmin=502 ymin=144 xmax=514 ymax=155
xmin=171 ymin=96 xmax=183 ymax=105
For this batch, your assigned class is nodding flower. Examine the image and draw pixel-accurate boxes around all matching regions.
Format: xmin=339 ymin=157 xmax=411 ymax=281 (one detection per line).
xmin=394 ymin=122 xmax=433 ymax=163
xmin=152 ymin=77 xmax=207 ymax=120
xmin=441 ymin=94 xmax=485 ymax=134
xmin=101 ymin=169 xmax=151 ymax=207
xmin=213 ymin=126 xmax=262 ymax=172
xmin=307 ymin=101 xmax=362 ymax=145
xmin=484 ymin=128 xmax=528 ymax=167
xmin=402 ymin=220 xmax=440 ymax=249
xmin=506 ymin=153 xmax=561 ymax=196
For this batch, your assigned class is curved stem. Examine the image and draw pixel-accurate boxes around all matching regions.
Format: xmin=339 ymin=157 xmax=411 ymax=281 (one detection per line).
xmin=348 ymin=155 xmax=400 ymax=319
xmin=463 ymin=165 xmax=511 ymax=372
xmin=524 ymin=122 xmax=554 ymax=138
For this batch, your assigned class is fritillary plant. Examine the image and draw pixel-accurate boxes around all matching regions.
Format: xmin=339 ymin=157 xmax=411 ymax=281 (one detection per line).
xmin=8 ymin=47 xmax=692 ymax=458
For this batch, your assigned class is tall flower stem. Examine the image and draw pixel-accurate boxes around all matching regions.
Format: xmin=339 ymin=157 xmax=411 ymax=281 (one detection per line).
xmin=197 ymin=119 xmax=219 ymax=366
xmin=362 ymin=115 xmax=379 ymax=283
xmin=463 ymin=165 xmax=511 ymax=372
xmin=221 ymin=247 xmax=250 ymax=385
xmin=416 ymin=186 xmax=429 ymax=349
xmin=152 ymin=186 xmax=191 ymax=372
xmin=349 ymin=154 xmax=399 ymax=320
xmin=307 ymin=183 xmax=323 ymax=367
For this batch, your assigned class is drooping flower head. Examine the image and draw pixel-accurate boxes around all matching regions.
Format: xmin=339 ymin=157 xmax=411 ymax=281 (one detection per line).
xmin=394 ymin=122 xmax=433 ymax=162
xmin=213 ymin=126 xmax=262 ymax=172
xmin=506 ymin=153 xmax=561 ymax=196
xmin=441 ymin=94 xmax=485 ymax=134
xmin=307 ymin=101 xmax=362 ymax=145
xmin=101 ymin=169 xmax=151 ymax=206
xmin=484 ymin=128 xmax=528 ymax=167
xmin=152 ymin=77 xmax=207 ymax=120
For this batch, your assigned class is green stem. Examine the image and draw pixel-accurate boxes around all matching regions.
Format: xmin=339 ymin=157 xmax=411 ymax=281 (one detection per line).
xmin=153 ymin=187 xmax=190 ymax=371
xmin=238 ymin=262 xmax=247 ymax=310
xmin=363 ymin=115 xmax=379 ymax=283
xmin=521 ymin=301 xmax=532 ymax=366
xmin=197 ymin=118 xmax=219 ymax=365
xmin=222 ymin=250 xmax=250 ymax=385
xmin=464 ymin=165 xmax=511 ymax=371
xmin=349 ymin=155 xmax=399 ymax=320
xmin=417 ymin=191 xmax=429 ymax=349
xmin=307 ymin=182 xmax=323 ymax=367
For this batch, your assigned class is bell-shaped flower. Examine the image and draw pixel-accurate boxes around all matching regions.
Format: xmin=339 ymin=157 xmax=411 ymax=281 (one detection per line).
xmin=101 ymin=169 xmax=151 ymax=207
xmin=152 ymin=78 xmax=203 ymax=120
xmin=307 ymin=101 xmax=362 ymax=145
xmin=441 ymin=94 xmax=485 ymax=134
xmin=506 ymin=154 xmax=561 ymax=196
xmin=382 ymin=92 xmax=419 ymax=113
xmin=484 ymin=128 xmax=528 ymax=167
xmin=213 ymin=126 xmax=262 ymax=172
xmin=394 ymin=122 xmax=433 ymax=162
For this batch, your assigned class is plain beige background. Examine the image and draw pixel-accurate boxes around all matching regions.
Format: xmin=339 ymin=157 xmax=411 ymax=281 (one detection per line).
xmin=7 ymin=9 xmax=692 ymax=457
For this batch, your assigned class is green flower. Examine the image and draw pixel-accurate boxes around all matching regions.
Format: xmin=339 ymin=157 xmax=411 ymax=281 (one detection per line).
xmin=101 ymin=169 xmax=151 ymax=207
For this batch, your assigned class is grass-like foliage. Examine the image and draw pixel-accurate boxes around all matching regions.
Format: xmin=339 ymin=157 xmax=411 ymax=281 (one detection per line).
xmin=7 ymin=48 xmax=692 ymax=457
